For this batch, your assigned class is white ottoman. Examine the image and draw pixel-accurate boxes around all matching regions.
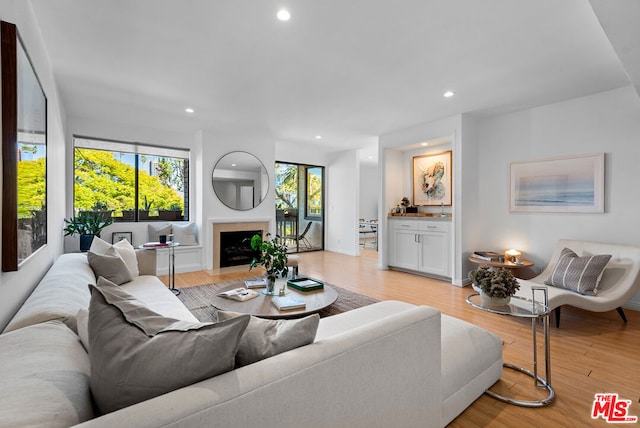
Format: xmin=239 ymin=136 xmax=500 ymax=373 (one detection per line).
xmin=287 ymin=255 xmax=300 ymax=276
xmin=440 ymin=314 xmax=503 ymax=426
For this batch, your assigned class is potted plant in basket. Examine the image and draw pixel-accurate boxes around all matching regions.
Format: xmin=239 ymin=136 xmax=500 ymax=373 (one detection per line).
xmin=63 ymin=212 xmax=113 ymax=252
xmin=469 ymin=265 xmax=520 ymax=306
xmin=249 ymin=233 xmax=289 ymax=295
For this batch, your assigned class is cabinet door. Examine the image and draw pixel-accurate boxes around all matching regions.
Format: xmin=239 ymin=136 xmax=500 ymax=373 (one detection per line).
xmin=391 ymin=229 xmax=419 ymax=270
xmin=417 ymin=232 xmax=450 ymax=277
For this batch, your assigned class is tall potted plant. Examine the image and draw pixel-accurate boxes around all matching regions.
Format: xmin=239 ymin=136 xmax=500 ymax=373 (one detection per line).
xmin=249 ymin=233 xmax=289 ymax=295
xmin=63 ymin=212 xmax=113 ymax=252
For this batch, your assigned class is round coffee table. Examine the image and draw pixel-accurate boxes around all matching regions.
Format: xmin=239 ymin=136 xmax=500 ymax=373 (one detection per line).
xmin=211 ymin=283 xmax=338 ymax=319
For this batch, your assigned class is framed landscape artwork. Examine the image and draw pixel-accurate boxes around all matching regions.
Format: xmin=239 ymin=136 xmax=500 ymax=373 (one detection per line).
xmin=509 ymin=153 xmax=604 ymax=213
xmin=412 ymin=150 xmax=452 ymax=206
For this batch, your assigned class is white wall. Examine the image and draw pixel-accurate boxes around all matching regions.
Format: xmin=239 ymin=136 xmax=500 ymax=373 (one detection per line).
xmin=475 ymin=86 xmax=640 ymax=308
xmin=0 ymin=0 xmax=68 ymax=331
xmin=326 ymin=150 xmax=359 ymax=256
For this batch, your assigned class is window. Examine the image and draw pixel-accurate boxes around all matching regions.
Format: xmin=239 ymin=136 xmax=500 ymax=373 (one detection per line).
xmin=73 ymin=137 xmax=189 ymax=222
xmin=305 ymin=167 xmax=323 ymax=219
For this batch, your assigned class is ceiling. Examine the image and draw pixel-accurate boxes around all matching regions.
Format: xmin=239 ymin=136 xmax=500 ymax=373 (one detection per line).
xmin=28 ymin=0 xmax=639 ymax=153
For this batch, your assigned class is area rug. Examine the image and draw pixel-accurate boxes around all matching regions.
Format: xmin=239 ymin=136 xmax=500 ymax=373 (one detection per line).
xmin=177 ymin=280 xmax=379 ymax=322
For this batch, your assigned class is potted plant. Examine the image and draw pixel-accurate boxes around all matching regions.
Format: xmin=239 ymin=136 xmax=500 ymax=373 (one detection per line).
xmin=63 ymin=212 xmax=114 ymax=252
xmin=159 ymin=203 xmax=183 ymax=221
xmin=469 ymin=265 xmax=520 ymax=306
xmin=249 ymin=233 xmax=289 ymax=295
xmin=139 ymin=196 xmax=153 ymax=220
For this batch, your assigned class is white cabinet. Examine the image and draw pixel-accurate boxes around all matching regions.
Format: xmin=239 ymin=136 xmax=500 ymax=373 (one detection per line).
xmin=389 ymin=219 xmax=451 ymax=278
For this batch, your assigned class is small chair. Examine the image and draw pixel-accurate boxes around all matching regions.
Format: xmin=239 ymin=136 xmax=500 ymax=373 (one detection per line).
xmin=514 ymin=239 xmax=640 ymax=327
xmin=285 ymin=221 xmax=313 ymax=250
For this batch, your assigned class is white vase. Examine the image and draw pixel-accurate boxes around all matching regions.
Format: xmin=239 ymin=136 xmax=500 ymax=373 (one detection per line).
xmin=480 ymin=290 xmax=511 ymax=306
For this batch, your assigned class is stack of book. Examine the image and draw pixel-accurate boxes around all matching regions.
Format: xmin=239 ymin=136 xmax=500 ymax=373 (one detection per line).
xmin=271 ymin=295 xmax=306 ymax=311
xmin=472 ymin=251 xmax=503 ymax=262
xmin=244 ymin=278 xmax=267 ymax=289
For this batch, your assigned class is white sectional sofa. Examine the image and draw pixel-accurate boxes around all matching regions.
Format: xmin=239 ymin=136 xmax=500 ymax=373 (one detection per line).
xmin=0 ymin=252 xmax=502 ymax=428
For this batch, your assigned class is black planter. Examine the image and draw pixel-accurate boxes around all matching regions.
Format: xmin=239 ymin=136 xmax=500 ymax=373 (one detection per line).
xmin=80 ymin=234 xmax=95 ymax=252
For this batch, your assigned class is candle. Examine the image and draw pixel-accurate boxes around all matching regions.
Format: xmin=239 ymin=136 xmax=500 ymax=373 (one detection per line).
xmin=505 ymin=249 xmax=522 ymax=263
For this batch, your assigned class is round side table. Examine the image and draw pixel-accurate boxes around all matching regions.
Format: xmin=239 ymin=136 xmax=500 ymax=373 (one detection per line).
xmin=468 ymin=256 xmax=536 ymax=279
xmin=466 ymin=287 xmax=555 ymax=407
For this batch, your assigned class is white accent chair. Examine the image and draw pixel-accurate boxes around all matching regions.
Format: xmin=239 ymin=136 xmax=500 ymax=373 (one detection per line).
xmin=514 ymin=239 xmax=640 ymax=327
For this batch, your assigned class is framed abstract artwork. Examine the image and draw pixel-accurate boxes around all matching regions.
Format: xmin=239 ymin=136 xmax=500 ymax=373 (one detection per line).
xmin=509 ymin=153 xmax=604 ymax=213
xmin=412 ymin=150 xmax=452 ymax=206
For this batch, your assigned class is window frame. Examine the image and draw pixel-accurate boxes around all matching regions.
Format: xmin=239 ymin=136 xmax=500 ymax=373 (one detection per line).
xmin=73 ymin=136 xmax=190 ymax=222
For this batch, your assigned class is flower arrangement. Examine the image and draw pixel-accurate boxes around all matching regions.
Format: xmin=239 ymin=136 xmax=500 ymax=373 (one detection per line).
xmin=469 ymin=265 xmax=520 ymax=299
xmin=249 ymin=233 xmax=289 ymax=284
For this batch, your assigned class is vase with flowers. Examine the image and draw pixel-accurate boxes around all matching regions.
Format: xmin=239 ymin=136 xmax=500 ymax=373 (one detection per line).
xmin=469 ymin=265 xmax=520 ymax=306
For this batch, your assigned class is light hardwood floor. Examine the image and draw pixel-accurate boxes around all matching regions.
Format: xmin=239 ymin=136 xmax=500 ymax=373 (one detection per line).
xmin=162 ymin=248 xmax=640 ymax=427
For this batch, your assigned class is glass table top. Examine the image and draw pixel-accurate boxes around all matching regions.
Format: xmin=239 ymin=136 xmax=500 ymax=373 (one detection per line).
xmin=466 ymin=293 xmax=550 ymax=318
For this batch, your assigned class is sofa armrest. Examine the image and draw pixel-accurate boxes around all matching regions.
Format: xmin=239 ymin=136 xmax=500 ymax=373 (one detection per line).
xmin=135 ymin=249 xmax=157 ymax=276
xmin=74 ymin=305 xmax=442 ymax=428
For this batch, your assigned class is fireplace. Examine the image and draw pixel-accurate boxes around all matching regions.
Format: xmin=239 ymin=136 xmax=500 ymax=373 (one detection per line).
xmin=219 ymin=230 xmax=262 ymax=268
xmin=209 ymin=219 xmax=270 ymax=270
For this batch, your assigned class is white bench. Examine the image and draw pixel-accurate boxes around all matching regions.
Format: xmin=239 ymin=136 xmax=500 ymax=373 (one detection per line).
xmin=515 ymin=239 xmax=640 ymax=327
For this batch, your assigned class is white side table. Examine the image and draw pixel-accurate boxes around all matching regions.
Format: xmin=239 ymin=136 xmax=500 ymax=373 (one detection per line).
xmin=140 ymin=242 xmax=180 ymax=295
xmin=465 ymin=287 xmax=554 ymax=407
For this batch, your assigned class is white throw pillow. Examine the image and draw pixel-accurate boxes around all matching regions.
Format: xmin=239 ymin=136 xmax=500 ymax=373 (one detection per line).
xmin=88 ymin=277 xmax=250 ymax=414
xmin=89 ymin=236 xmax=139 ymax=278
xmin=147 ymin=223 xmax=172 ymax=242
xmin=172 ymin=222 xmax=198 ymax=246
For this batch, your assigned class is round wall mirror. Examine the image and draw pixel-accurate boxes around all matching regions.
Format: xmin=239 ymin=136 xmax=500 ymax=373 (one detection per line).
xmin=211 ymin=151 xmax=269 ymax=210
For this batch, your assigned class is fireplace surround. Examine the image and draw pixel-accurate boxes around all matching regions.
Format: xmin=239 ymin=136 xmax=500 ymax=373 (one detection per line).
xmin=209 ymin=219 xmax=270 ymax=270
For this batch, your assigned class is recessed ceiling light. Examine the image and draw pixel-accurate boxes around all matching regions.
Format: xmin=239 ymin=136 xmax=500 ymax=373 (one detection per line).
xmin=185 ymin=108 xmax=195 ymax=113
xmin=231 ymin=163 xmax=237 ymax=167
xmin=315 ymin=135 xmax=322 ymax=139
xmin=443 ymin=90 xmax=455 ymax=98
xmin=368 ymin=156 xmax=373 ymax=159
xmin=421 ymin=142 xmax=429 ymax=146
xmin=277 ymin=9 xmax=291 ymax=21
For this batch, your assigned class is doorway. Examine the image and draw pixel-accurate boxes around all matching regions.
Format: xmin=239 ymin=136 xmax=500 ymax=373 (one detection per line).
xmin=275 ymin=162 xmax=324 ymax=253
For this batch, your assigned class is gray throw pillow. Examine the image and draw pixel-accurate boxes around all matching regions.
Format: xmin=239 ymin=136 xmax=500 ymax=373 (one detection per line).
xmin=87 ymin=248 xmax=133 ymax=285
xmin=89 ymin=277 xmax=250 ymax=414
xmin=544 ymin=247 xmax=612 ymax=295
xmin=217 ymin=310 xmax=319 ymax=367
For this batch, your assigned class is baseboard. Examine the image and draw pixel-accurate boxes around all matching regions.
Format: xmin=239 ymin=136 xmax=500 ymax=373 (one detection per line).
xmin=622 ymin=300 xmax=640 ymax=311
